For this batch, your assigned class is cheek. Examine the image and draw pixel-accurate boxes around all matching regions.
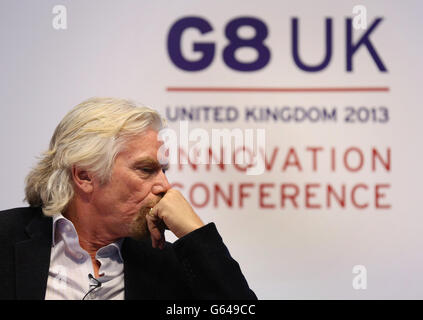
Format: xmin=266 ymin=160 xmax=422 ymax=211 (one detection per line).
xmin=126 ymin=188 xmax=151 ymax=208
xmin=113 ymin=179 xmax=154 ymax=212
xmin=94 ymin=175 xmax=152 ymax=213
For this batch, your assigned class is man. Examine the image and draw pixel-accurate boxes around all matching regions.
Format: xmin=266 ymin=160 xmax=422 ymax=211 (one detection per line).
xmin=0 ymin=97 xmax=257 ymax=300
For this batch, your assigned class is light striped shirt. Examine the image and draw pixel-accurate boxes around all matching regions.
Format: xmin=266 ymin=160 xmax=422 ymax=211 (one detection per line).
xmin=45 ymin=213 xmax=124 ymax=300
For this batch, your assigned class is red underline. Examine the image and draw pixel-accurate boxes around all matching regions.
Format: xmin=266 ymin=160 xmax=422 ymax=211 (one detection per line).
xmin=166 ymin=86 xmax=390 ymax=93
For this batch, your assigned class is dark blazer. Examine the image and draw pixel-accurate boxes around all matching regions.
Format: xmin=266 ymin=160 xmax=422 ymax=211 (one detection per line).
xmin=0 ymin=207 xmax=257 ymax=300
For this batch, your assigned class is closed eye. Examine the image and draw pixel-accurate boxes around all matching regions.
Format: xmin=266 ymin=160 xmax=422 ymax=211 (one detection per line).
xmin=138 ymin=167 xmax=156 ymax=174
xmin=138 ymin=166 xmax=168 ymax=175
xmin=132 ymin=158 xmax=168 ymax=176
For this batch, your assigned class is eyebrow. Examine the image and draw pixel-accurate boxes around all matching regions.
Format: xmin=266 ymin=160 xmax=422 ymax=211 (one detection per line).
xmin=132 ymin=157 xmax=169 ymax=170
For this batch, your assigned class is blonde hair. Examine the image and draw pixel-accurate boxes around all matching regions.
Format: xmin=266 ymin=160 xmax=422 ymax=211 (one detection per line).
xmin=25 ymin=97 xmax=165 ymax=216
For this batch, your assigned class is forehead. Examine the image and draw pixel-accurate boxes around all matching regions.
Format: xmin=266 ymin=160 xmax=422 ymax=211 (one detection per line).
xmin=118 ymin=129 xmax=164 ymax=162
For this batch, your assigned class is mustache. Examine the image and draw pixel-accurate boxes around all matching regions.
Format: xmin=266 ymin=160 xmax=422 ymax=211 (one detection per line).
xmin=130 ymin=196 xmax=165 ymax=241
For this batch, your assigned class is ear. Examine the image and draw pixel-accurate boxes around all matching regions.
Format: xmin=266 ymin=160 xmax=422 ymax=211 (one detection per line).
xmin=71 ymin=165 xmax=94 ymax=194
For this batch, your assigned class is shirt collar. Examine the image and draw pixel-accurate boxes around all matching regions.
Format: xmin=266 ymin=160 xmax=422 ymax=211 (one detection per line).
xmin=51 ymin=213 xmax=70 ymax=247
xmin=51 ymin=213 xmax=124 ymax=262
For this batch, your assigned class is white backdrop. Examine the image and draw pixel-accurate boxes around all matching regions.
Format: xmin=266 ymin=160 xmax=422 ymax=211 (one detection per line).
xmin=1 ymin=0 xmax=422 ymax=299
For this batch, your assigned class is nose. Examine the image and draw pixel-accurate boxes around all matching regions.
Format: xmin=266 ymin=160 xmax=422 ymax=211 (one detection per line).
xmin=151 ymin=169 xmax=171 ymax=196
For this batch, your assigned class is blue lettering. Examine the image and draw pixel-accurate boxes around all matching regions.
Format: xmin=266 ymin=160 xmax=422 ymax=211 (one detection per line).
xmin=167 ymin=17 xmax=215 ymax=71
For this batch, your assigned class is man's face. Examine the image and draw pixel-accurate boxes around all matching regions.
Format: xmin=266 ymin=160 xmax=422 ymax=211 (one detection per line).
xmin=90 ymin=128 xmax=170 ymax=240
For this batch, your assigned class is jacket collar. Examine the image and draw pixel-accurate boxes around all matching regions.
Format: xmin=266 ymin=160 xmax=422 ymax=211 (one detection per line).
xmin=15 ymin=207 xmax=52 ymax=300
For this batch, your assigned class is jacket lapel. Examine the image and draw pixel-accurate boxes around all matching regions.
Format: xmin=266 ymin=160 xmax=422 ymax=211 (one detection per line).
xmin=15 ymin=211 xmax=52 ymax=300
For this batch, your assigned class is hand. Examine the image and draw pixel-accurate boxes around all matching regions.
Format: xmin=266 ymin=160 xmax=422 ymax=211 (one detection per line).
xmin=146 ymin=189 xmax=204 ymax=249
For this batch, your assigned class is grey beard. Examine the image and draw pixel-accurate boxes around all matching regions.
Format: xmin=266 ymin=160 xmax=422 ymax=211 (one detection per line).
xmin=128 ymin=205 xmax=151 ymax=241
